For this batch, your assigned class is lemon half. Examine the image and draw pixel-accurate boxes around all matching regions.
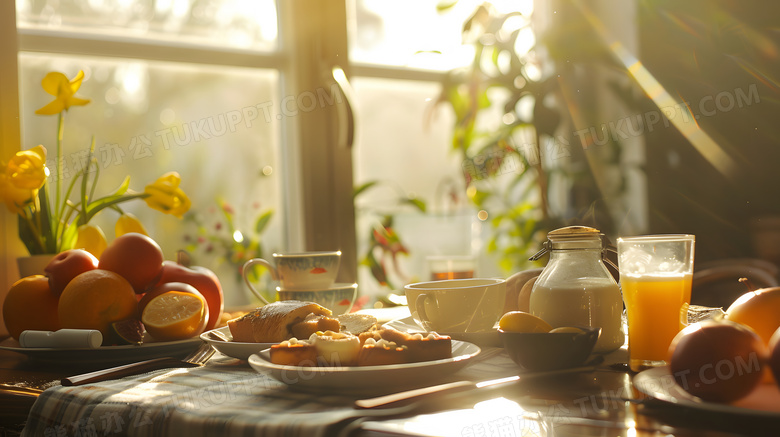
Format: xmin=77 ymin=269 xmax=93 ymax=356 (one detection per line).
xmin=499 ymin=311 xmax=552 ymax=333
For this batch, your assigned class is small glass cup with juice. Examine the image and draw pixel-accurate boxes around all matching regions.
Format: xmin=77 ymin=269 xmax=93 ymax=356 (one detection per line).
xmin=617 ymin=234 xmax=695 ymax=372
xmin=427 ymin=255 xmax=475 ymax=281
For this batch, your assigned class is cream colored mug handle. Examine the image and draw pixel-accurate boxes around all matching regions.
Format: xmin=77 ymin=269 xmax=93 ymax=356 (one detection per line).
xmin=242 ymin=258 xmax=278 ymax=305
xmin=415 ymin=293 xmax=434 ymax=331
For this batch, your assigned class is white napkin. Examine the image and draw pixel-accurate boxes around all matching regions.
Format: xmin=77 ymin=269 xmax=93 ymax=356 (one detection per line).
xmin=19 ymin=329 xmax=103 ymax=349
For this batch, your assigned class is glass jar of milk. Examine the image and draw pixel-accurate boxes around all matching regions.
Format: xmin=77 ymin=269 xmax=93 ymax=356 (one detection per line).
xmin=529 ymin=226 xmax=624 ymax=353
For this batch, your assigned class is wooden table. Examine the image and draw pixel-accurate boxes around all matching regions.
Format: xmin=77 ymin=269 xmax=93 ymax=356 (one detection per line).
xmin=1 ymin=336 xmax=778 ymax=437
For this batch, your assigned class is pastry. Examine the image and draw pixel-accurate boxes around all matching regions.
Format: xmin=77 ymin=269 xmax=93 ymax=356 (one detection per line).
xmin=366 ymin=327 xmax=452 ymax=362
xmin=357 ymin=338 xmax=410 ymax=366
xmin=403 ymin=332 xmax=452 ymax=362
xmin=336 ymin=313 xmax=378 ymax=336
xmin=290 ymin=313 xmax=341 ymax=339
xmin=309 ymin=330 xmax=360 ymax=366
xmin=269 ymin=337 xmax=318 ymax=366
xmin=227 ymin=300 xmax=331 ymax=343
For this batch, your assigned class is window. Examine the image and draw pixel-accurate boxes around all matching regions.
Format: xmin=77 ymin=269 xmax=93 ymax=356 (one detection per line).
xmin=3 ymin=0 xmax=536 ymax=306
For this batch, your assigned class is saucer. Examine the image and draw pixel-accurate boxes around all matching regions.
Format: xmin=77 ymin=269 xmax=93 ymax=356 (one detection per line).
xmin=276 ymin=282 xmax=358 ymax=292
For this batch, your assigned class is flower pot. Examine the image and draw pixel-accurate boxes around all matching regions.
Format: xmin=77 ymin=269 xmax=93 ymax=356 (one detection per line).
xmin=16 ymin=254 xmax=55 ymax=278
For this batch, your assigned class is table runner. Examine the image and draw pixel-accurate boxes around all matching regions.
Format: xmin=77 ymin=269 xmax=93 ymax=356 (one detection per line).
xmin=22 ymin=348 xmax=516 ymax=437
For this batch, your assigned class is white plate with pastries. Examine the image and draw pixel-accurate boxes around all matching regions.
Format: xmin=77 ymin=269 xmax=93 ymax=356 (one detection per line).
xmin=199 ymin=326 xmax=275 ymax=360
xmin=247 ymin=340 xmax=481 ymax=393
xmin=202 ymin=301 xmax=383 ymax=360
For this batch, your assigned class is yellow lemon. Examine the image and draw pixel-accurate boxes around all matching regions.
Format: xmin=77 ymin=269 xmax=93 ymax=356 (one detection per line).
xmin=499 ymin=311 xmax=552 ymax=333
xmin=74 ymin=224 xmax=108 ymax=259
xmin=549 ymin=326 xmax=585 ymax=334
xmin=115 ymin=213 xmax=149 ymax=237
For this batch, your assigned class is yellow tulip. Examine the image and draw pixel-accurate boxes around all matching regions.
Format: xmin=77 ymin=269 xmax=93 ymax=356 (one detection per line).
xmin=7 ymin=145 xmax=47 ymax=190
xmin=115 ymin=213 xmax=149 ymax=237
xmin=0 ymin=171 xmax=36 ymax=214
xmin=143 ymin=172 xmax=191 ymax=218
xmin=74 ymin=224 xmax=108 ymax=259
xmin=35 ymin=70 xmax=91 ymax=115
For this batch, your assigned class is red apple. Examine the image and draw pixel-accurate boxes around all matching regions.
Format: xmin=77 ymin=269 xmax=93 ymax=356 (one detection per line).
xmin=44 ymin=249 xmax=99 ymax=296
xmin=156 ymin=260 xmax=224 ymax=331
xmin=99 ymin=233 xmax=165 ymax=293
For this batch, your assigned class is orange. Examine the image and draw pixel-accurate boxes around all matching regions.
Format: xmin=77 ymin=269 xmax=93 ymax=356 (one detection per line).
xmin=58 ymin=269 xmax=138 ymax=341
xmin=668 ymin=320 xmax=766 ymax=403
xmin=141 ymin=291 xmax=207 ymax=341
xmin=2 ymin=275 xmax=60 ymax=340
xmin=725 ymin=287 xmax=780 ymax=347
xmin=725 ymin=287 xmax=780 ymax=384
xmin=98 ymin=233 xmax=164 ymax=293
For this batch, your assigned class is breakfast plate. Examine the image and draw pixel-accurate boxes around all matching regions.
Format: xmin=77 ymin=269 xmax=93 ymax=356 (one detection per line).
xmin=0 ymin=334 xmax=202 ymax=366
xmin=200 ymin=326 xmax=274 ymax=360
xmin=385 ymin=316 xmax=502 ymax=348
xmin=248 ymin=340 xmax=481 ymax=393
xmin=634 ymin=366 xmax=780 ymax=418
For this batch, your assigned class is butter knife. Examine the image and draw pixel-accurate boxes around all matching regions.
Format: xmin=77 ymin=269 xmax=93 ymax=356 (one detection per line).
xmin=355 ymin=363 xmax=600 ymax=409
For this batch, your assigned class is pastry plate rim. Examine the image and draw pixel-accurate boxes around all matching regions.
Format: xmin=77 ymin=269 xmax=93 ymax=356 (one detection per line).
xmin=247 ymin=340 xmax=480 ymax=390
xmin=200 ymin=326 xmax=274 ymax=360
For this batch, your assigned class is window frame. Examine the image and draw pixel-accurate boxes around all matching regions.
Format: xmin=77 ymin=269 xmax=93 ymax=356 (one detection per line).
xmin=2 ymin=0 xmax=457 ymax=295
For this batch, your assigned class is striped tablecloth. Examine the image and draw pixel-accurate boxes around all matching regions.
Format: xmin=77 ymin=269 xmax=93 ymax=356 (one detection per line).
xmin=22 ymin=348 xmax=517 ymax=437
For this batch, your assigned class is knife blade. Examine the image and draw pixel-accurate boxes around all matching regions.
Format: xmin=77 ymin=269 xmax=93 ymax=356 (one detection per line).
xmin=355 ymin=364 xmax=600 ymax=409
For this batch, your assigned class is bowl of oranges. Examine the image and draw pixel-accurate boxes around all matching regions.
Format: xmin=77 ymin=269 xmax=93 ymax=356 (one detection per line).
xmin=498 ymin=311 xmax=600 ymax=371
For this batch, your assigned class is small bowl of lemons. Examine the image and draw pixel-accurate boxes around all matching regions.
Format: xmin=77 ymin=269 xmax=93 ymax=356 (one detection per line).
xmin=498 ymin=311 xmax=601 ymax=371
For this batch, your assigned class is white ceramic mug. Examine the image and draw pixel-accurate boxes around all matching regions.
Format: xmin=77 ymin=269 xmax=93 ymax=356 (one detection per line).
xmin=404 ymin=278 xmax=507 ymax=333
xmin=243 ymin=251 xmax=341 ymax=304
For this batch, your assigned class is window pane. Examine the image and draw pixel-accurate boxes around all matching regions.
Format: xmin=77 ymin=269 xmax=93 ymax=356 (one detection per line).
xmin=352 ymin=77 xmax=501 ymax=295
xmin=349 ymin=0 xmax=533 ymax=70
xmin=19 ymin=53 xmax=283 ymax=307
xmin=16 ymin=0 xmax=278 ymax=52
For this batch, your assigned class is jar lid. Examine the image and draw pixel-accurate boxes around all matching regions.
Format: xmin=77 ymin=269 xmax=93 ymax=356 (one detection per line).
xmin=529 ymin=226 xmax=604 ymax=261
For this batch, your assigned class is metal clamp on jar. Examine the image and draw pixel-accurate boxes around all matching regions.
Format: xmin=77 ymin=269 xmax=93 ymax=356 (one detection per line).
xmin=528 ymin=226 xmax=625 ymax=353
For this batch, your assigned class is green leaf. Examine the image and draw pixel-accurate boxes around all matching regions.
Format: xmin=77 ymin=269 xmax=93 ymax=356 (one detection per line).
xmin=35 ymin=185 xmax=56 ymax=252
xmin=108 ymin=175 xmax=131 ymax=197
xmin=254 ymin=210 xmax=274 ymax=234
xmin=18 ymin=215 xmax=43 ymax=255
xmin=60 ymin=222 xmax=78 ymax=251
xmin=469 ymin=189 xmax=491 ymax=207
xmin=353 ymin=181 xmax=379 ymax=199
xmin=84 ymin=193 xmax=148 ymax=222
xmin=401 ymin=197 xmax=427 ymax=213
xmin=436 ymin=0 xmax=458 ymax=12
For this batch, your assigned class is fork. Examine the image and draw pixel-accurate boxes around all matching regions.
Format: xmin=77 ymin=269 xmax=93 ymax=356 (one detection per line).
xmin=61 ymin=341 xmax=216 ymax=386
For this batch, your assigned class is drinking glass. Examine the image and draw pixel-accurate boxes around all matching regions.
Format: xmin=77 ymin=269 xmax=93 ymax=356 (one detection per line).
xmin=426 ymin=255 xmax=475 ymax=281
xmin=617 ymin=234 xmax=695 ymax=372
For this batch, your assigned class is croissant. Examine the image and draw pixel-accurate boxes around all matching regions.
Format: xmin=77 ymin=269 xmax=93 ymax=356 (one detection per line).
xmin=228 ymin=300 xmax=332 ymax=343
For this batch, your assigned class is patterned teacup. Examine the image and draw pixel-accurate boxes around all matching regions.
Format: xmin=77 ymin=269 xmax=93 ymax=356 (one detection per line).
xmin=276 ymin=283 xmax=358 ymax=315
xmin=243 ymin=251 xmax=341 ymax=304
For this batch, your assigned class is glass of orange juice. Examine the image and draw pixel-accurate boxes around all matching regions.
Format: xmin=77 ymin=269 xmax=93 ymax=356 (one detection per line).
xmin=617 ymin=234 xmax=695 ymax=372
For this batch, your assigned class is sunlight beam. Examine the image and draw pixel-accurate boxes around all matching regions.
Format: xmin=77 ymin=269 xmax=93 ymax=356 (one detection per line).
xmin=574 ymin=0 xmax=739 ymax=181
